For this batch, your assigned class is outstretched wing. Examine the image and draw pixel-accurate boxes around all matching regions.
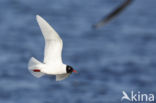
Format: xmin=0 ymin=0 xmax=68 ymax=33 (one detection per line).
xmin=36 ymin=15 xmax=63 ymax=64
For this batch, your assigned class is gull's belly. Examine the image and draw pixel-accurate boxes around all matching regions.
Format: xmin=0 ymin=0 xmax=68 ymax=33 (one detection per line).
xmin=42 ymin=64 xmax=66 ymax=75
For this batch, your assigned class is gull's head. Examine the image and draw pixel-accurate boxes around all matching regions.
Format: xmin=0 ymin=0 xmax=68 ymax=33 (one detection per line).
xmin=66 ymin=65 xmax=77 ymax=73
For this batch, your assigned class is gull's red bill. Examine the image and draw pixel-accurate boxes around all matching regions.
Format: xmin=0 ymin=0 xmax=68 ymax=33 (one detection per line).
xmin=73 ymin=70 xmax=77 ymax=73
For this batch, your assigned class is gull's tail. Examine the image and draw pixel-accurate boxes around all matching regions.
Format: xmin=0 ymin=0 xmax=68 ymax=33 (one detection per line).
xmin=28 ymin=57 xmax=45 ymax=78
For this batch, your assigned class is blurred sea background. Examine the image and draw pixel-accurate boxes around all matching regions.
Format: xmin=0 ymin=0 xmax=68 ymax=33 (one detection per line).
xmin=0 ymin=0 xmax=156 ymax=103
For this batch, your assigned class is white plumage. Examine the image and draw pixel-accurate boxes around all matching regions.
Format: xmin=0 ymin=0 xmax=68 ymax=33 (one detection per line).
xmin=28 ymin=15 xmax=77 ymax=81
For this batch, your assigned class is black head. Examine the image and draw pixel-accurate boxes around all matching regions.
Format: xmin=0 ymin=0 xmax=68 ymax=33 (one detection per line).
xmin=66 ymin=65 xmax=77 ymax=73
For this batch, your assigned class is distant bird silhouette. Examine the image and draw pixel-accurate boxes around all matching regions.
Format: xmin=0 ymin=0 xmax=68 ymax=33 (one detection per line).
xmin=93 ymin=0 xmax=133 ymax=28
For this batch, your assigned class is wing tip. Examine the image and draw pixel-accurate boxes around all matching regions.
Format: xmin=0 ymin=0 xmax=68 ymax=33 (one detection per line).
xmin=36 ymin=15 xmax=41 ymax=20
xmin=36 ymin=15 xmax=48 ymax=25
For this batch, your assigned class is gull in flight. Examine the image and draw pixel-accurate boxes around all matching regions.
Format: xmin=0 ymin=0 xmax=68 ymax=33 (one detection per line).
xmin=28 ymin=15 xmax=77 ymax=81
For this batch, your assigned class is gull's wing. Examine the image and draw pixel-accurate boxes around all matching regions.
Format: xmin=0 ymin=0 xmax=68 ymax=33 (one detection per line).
xmin=56 ymin=73 xmax=71 ymax=81
xmin=93 ymin=0 xmax=133 ymax=28
xmin=36 ymin=15 xmax=63 ymax=64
